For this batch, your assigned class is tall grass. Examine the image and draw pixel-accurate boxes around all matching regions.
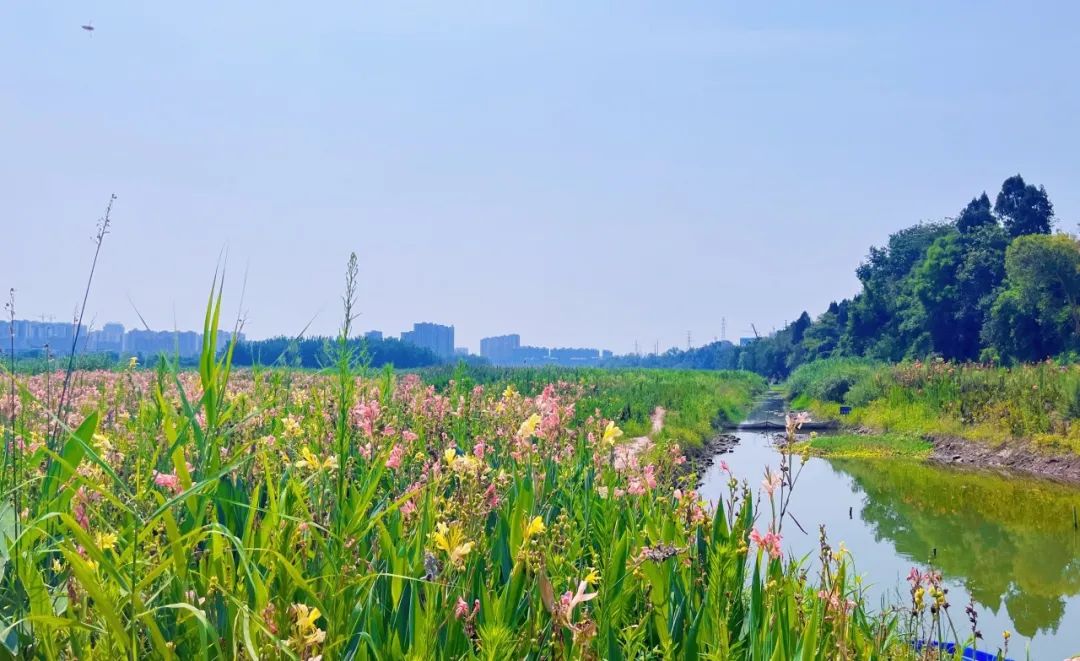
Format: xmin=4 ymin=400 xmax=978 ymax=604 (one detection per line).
xmin=789 ymin=357 xmax=1080 ymax=453
xmin=421 ymin=365 xmax=765 ymax=449
xmin=0 ymin=290 xmax=978 ymax=658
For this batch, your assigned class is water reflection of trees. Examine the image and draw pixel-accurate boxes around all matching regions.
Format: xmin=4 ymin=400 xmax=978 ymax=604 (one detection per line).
xmin=830 ymin=459 xmax=1080 ymax=637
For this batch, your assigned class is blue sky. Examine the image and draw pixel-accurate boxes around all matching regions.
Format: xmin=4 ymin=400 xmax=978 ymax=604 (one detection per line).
xmin=2 ymin=2 xmax=1077 ymax=352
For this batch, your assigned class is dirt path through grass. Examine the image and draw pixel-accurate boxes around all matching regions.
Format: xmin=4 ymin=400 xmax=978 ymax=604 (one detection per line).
xmin=615 ymin=407 xmax=666 ymax=469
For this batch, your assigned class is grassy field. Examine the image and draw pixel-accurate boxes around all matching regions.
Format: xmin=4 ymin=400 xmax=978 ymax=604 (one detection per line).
xmin=787 ymin=357 xmax=1080 ymax=455
xmin=420 ymin=365 xmax=765 ymax=450
xmin=796 ymin=433 xmax=933 ymax=459
xmin=0 ymin=295 xmax=1001 ymax=658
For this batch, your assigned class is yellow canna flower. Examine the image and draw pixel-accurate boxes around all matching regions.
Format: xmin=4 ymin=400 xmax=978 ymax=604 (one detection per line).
xmin=523 ymin=515 xmax=546 ymax=540
xmin=294 ymin=447 xmax=318 ymax=468
xmin=432 ymin=521 xmax=475 ymax=568
xmin=92 ymin=433 xmax=112 ymax=451
xmin=448 ymin=453 xmax=480 ymax=473
xmin=518 ymin=414 xmax=542 ymax=439
xmin=601 ymin=421 xmax=624 ymax=446
xmin=449 ymin=541 xmax=474 ymax=566
xmin=503 ymin=384 xmax=517 ymax=399
xmin=127 ymin=356 xmax=138 ymax=369
xmin=300 ymin=606 xmax=321 ymax=630
xmin=290 ymin=603 xmax=327 ymax=649
xmin=583 ymin=568 xmax=601 ymax=586
xmin=95 ymin=531 xmax=118 ymax=551
xmin=293 ymin=447 xmax=337 ymax=473
xmin=281 ymin=415 xmax=303 ymax=439
xmin=444 ymin=447 xmax=459 ymax=465
xmin=432 ymin=522 xmax=452 ymax=549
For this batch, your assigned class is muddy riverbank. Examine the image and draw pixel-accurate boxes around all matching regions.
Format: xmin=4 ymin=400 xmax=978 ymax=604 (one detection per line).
xmin=930 ymin=434 xmax=1080 ymax=484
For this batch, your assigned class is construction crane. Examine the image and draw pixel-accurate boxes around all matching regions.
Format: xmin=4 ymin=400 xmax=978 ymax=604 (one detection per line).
xmin=751 ymin=323 xmax=760 ymax=339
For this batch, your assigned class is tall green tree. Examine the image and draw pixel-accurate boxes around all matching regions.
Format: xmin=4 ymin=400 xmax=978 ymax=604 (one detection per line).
xmin=844 ymin=223 xmax=953 ymax=360
xmin=995 ymin=174 xmax=1054 ymax=237
xmin=956 ymin=192 xmax=997 ymax=234
xmin=800 ymin=301 xmax=847 ymax=362
xmin=986 ymin=234 xmax=1080 ymax=361
xmin=913 ymin=225 xmax=1008 ymax=360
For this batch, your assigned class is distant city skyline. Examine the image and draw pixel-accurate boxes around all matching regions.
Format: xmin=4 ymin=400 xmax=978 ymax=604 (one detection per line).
xmin=1 ymin=318 xmax=241 ymax=358
xmin=4 ymin=3 xmax=1079 ymax=354
xmin=3 ymin=315 xmax=632 ymax=362
xmin=3 ymin=302 xmax=807 ymax=359
xmin=478 ymin=332 xmax=613 ymax=366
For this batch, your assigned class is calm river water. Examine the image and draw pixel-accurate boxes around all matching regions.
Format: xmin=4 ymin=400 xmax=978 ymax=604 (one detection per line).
xmin=698 ymin=396 xmax=1080 ymax=660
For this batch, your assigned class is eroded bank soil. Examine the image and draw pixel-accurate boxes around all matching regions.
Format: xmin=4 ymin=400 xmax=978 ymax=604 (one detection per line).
xmin=930 ymin=435 xmax=1080 ymax=484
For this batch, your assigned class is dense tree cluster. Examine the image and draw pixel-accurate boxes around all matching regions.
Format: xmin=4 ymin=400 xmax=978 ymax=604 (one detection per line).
xmin=230 ymin=335 xmax=442 ymax=369
xmin=619 ymin=175 xmax=1078 ymax=378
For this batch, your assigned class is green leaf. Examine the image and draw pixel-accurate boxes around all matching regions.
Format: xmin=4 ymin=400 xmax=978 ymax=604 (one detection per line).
xmin=40 ymin=412 xmax=99 ymax=511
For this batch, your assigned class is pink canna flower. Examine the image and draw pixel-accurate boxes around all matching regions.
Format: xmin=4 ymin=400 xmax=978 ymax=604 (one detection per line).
xmin=72 ymin=487 xmax=90 ymax=531
xmin=762 ymin=468 xmax=783 ymax=497
xmin=558 ymin=580 xmax=598 ymax=622
xmin=454 ymin=597 xmax=470 ymax=619
xmin=817 ymin=589 xmax=856 ymax=613
xmin=750 ymin=528 xmax=783 ymax=559
xmin=643 ymin=464 xmax=657 ymax=490
xmin=764 ymin=531 xmax=782 ymax=559
xmin=153 ymin=471 xmax=183 ymax=494
xmin=786 ymin=411 xmax=811 ymax=429
xmin=351 ymin=400 xmax=381 ymax=437
xmin=907 ymin=567 xmax=923 ymax=587
xmin=559 ymin=591 xmax=573 ymax=613
xmin=385 ymin=444 xmax=404 ymax=470
xmin=484 ymin=483 xmax=500 ymax=509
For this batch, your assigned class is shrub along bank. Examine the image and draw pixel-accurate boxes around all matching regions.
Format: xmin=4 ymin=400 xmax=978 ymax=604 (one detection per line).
xmin=787 ymin=358 xmax=1080 ymax=462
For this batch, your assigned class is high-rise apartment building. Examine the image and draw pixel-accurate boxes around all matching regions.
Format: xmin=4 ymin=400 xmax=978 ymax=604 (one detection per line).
xmin=479 ymin=334 xmax=520 ymax=364
xmin=401 ymin=322 xmax=454 ymax=359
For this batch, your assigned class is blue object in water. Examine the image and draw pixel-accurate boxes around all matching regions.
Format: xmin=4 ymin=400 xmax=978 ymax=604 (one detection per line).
xmin=912 ymin=639 xmax=1008 ymax=661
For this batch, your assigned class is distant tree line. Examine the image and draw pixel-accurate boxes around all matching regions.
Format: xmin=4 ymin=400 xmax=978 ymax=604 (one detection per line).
xmin=616 ymin=174 xmax=1079 ymax=378
xmin=7 ymin=336 xmax=451 ymax=373
xmin=605 ymin=342 xmax=741 ymax=371
xmin=230 ymin=335 xmax=443 ymax=369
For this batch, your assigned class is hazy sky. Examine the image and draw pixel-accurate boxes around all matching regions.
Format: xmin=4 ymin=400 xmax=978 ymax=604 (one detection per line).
xmin=3 ymin=2 xmax=1078 ymax=353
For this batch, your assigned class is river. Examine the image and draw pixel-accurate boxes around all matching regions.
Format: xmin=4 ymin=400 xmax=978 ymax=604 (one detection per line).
xmin=698 ymin=395 xmax=1080 ymax=660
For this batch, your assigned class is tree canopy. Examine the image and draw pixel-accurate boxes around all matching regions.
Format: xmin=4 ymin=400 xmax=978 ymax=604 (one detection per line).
xmin=230 ymin=335 xmax=443 ymax=370
xmin=617 ymin=174 xmax=1075 ymax=376
xmin=995 ymin=174 xmax=1055 ymax=237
